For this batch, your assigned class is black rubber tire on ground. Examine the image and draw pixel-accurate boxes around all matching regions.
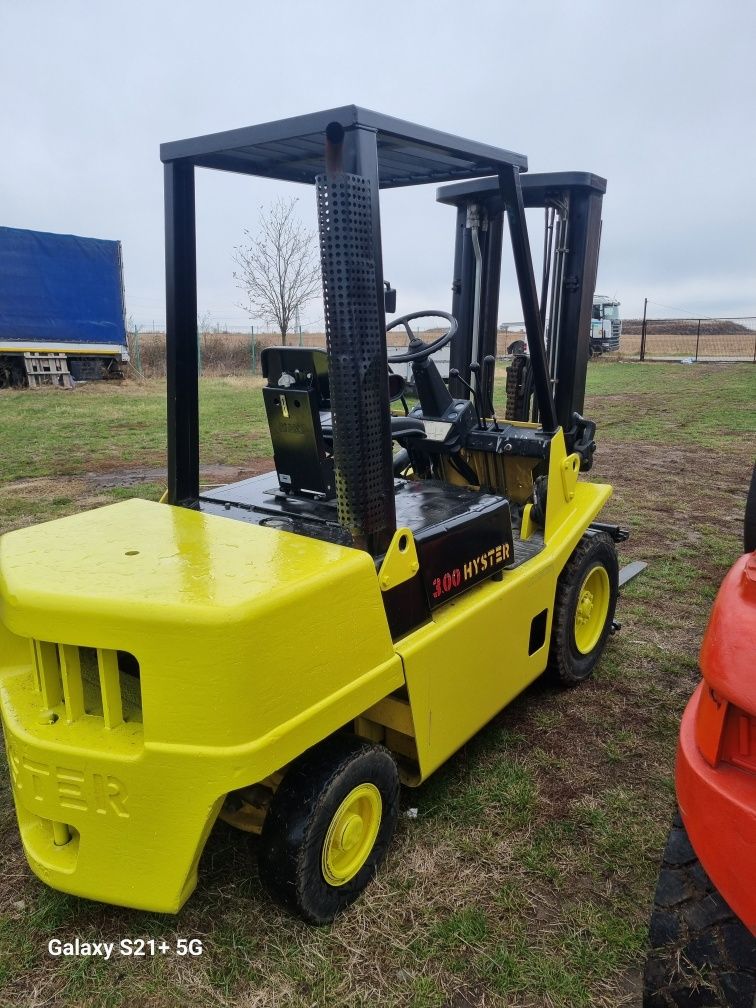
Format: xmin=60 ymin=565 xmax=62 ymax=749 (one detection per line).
xmin=643 ymin=811 xmax=756 ymax=1007
xmin=257 ymin=734 xmax=400 ymax=924
xmin=744 ymin=462 xmax=756 ymax=554
xmin=547 ymin=531 xmax=619 ymax=685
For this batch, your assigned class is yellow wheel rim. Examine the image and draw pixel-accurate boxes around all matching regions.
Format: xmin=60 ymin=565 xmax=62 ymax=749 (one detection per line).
xmin=321 ymin=783 xmax=382 ymax=887
xmin=574 ymin=564 xmax=610 ymax=654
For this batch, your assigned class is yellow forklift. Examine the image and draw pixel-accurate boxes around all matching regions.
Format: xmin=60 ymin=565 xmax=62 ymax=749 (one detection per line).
xmin=0 ymin=107 xmax=626 ymax=923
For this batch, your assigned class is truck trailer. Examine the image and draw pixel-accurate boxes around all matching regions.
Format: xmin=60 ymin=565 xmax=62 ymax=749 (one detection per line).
xmin=0 ymin=226 xmax=128 ymax=388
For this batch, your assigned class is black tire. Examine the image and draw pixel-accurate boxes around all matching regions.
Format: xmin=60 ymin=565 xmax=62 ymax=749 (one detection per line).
xmin=643 ymin=812 xmax=756 ymax=1007
xmin=744 ymin=462 xmax=756 ymax=555
xmin=258 ymin=735 xmax=399 ymax=924
xmin=505 ymin=353 xmax=534 ymax=422
xmin=547 ymin=531 xmax=619 ymax=685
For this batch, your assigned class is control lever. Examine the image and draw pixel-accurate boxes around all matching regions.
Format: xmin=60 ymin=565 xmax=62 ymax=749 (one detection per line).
xmin=450 ymin=367 xmax=484 ymax=429
xmin=469 ymin=363 xmax=487 ymax=430
xmin=481 ymin=355 xmax=500 ymax=431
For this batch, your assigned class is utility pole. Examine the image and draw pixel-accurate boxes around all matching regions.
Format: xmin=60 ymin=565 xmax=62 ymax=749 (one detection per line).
xmin=640 ymin=298 xmax=648 ymax=361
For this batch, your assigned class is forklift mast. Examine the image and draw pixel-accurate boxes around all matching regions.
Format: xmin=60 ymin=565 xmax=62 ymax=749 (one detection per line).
xmin=437 ymin=172 xmax=606 ymax=442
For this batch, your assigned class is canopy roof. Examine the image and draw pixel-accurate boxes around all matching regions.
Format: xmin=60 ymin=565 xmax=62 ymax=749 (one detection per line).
xmin=160 ymin=105 xmax=528 ymax=189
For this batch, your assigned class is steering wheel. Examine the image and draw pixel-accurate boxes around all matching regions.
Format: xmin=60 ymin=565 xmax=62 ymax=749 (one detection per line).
xmin=386 ymin=310 xmax=458 ymax=364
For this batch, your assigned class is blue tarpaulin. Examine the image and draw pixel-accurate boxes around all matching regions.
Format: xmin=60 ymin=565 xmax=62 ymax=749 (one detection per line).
xmin=0 ymin=226 xmax=126 ymax=346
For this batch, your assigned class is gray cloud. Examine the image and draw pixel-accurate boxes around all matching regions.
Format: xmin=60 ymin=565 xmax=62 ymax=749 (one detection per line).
xmin=2 ymin=0 xmax=754 ymax=327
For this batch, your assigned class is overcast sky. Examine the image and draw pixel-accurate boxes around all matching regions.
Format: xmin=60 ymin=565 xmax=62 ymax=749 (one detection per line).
xmin=2 ymin=0 xmax=755 ymax=329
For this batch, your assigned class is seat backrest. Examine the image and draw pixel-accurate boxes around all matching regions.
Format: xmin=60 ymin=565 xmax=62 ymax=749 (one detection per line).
xmin=261 ymin=346 xmax=335 ymax=499
xmin=261 ymin=346 xmax=330 ymax=407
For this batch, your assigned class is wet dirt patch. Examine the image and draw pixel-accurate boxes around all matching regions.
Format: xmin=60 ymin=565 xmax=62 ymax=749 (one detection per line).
xmin=2 ymin=461 xmax=271 ymax=499
xmin=0 ymin=461 xmax=273 ymax=533
xmin=81 ymin=461 xmax=270 ymax=490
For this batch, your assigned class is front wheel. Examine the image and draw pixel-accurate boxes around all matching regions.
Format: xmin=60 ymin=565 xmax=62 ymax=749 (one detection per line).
xmin=548 ymin=531 xmax=619 ymax=685
xmin=257 ymin=735 xmax=399 ymax=924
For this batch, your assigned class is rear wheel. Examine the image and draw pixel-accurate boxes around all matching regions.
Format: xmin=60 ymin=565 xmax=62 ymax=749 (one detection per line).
xmin=548 ymin=531 xmax=618 ymax=685
xmin=257 ymin=735 xmax=399 ymax=924
xmin=643 ymin=812 xmax=756 ymax=1007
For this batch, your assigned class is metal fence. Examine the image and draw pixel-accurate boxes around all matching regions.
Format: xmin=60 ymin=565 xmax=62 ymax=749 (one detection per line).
xmin=125 ymin=316 xmax=756 ymax=377
xmin=629 ymin=317 xmax=756 ymax=362
xmin=126 ymin=325 xmax=453 ymax=378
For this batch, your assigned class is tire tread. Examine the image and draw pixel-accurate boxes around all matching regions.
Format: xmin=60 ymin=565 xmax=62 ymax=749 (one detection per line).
xmin=258 ymin=734 xmax=399 ymax=924
xmin=547 ymin=531 xmax=619 ymax=685
xmin=643 ymin=812 xmax=756 ymax=1007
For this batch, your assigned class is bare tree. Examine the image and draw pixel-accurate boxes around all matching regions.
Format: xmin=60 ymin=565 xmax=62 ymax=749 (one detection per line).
xmin=233 ymin=198 xmax=321 ymax=345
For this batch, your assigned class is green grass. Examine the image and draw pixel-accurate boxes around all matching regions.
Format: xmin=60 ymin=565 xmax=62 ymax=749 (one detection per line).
xmin=0 ymin=363 xmax=751 ymax=486
xmin=0 ymin=377 xmax=271 ymax=487
xmin=580 ymin=360 xmax=755 ymax=446
xmin=0 ymin=361 xmax=754 ymax=1007
xmin=0 ymin=383 xmax=168 ymax=482
xmin=490 ymin=358 xmax=754 ymax=447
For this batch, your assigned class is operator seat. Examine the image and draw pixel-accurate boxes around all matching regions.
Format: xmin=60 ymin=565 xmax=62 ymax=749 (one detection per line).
xmin=317 ymin=367 xmax=425 ymax=444
xmin=320 ymin=414 xmax=425 ymax=444
xmin=261 ymin=346 xmax=424 ymax=499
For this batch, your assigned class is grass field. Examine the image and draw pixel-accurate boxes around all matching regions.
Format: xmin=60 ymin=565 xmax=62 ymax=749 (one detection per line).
xmin=0 ymin=362 xmax=754 ymax=1008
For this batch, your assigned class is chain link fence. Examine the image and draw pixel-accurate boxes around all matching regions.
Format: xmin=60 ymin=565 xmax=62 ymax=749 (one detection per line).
xmin=125 ymin=316 xmax=756 ymax=378
xmin=625 ymin=317 xmax=756 ymax=362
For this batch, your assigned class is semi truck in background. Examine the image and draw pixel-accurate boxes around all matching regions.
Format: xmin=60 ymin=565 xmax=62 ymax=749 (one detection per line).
xmin=590 ymin=294 xmax=621 ymax=355
xmin=0 ymin=226 xmax=128 ymax=388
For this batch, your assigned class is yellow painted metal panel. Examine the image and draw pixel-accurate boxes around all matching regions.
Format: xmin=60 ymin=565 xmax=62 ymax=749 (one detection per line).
xmin=544 ymin=430 xmax=591 ymax=545
xmin=0 ymin=499 xmax=403 ymax=912
xmin=520 ymin=502 xmax=535 ymax=541
xmin=398 ymin=479 xmax=612 ymax=782
xmin=378 ymin=528 xmax=419 ymax=591
xmin=398 ymin=557 xmax=554 ymax=780
xmin=364 ymin=696 xmax=415 ymax=736
xmin=97 ymin=649 xmax=123 ymax=729
xmin=34 ymin=640 xmax=62 ymax=710
xmin=58 ymin=644 xmax=85 ymax=723
xmin=28 ymin=639 xmax=41 ymax=693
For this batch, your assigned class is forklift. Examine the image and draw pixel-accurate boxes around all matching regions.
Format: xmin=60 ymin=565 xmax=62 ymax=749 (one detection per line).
xmin=0 ymin=107 xmax=625 ymax=923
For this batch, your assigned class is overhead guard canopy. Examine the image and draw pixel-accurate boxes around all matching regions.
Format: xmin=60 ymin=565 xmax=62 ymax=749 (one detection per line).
xmin=162 ymin=105 xmax=551 ymax=517
xmin=436 ymin=171 xmax=607 ymax=207
xmin=160 ymin=105 xmax=528 ymax=188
